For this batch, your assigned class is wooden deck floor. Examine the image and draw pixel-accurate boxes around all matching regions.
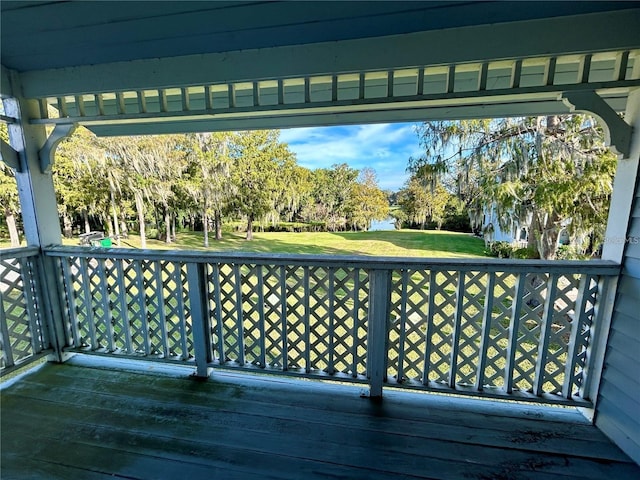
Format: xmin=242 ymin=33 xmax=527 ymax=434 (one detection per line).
xmin=2 ymin=357 xmax=639 ymax=480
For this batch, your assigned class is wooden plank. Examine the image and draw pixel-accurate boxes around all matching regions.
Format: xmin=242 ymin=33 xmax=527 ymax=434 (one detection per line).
xmin=598 ymin=378 xmax=640 ymax=426
xmin=280 ymin=265 xmax=288 ymax=371
xmin=506 ymin=274 xmax=525 ymax=393
xmin=350 ymin=269 xmax=360 ymax=378
xmin=449 ymin=272 xmax=465 ymax=388
xmin=475 ymin=272 xmax=495 ymax=390
xmin=79 ymin=258 xmax=97 ymax=350
xmin=137 ymin=90 xmax=147 ymax=113
xmin=5 ymin=363 xmax=638 ymax=475
xmin=186 ymin=262 xmax=211 ymax=377
xmin=133 ymin=261 xmax=150 ymax=355
xmin=2 ymin=395 xmax=625 ymax=480
xmin=153 ymin=260 xmax=170 ymax=357
xmin=595 ymin=413 xmax=640 ymax=466
xmin=0 ymin=455 xmax=126 ymax=480
xmin=534 ymin=274 xmax=558 ymax=396
xmin=422 ymin=269 xmax=438 ymax=385
xmin=19 ymin=258 xmax=41 ymax=355
xmin=96 ymin=258 xmax=115 ymax=352
xmin=367 ymin=269 xmax=391 ymax=397
xmin=303 ymin=267 xmax=311 ymax=373
xmin=1 ymin=423 xmax=285 ymax=480
xmin=172 ymin=262 xmax=189 ymax=360
xmin=563 ymin=275 xmax=589 ymax=398
xmin=212 ymin=263 xmax=225 ymax=363
xmin=597 ymin=383 xmax=640 ymax=454
xmin=0 ymin=293 xmax=14 ymax=368
xmin=616 ymin=274 xmax=640 ymax=300
xmin=233 ymin=264 xmax=245 ymax=366
xmin=44 ymin=247 xmax=621 ymax=276
xmin=599 ymin=362 xmax=640 ymax=403
xmin=396 ymin=270 xmax=409 ymax=381
xmin=610 ymin=310 xmax=640 ymax=342
xmin=257 ymin=266 xmax=266 ymax=367
xmin=327 ymin=267 xmax=335 ymax=375
xmin=29 ymin=362 xmax=617 ymax=437
xmin=607 ymin=329 xmax=640 ymax=366
xmin=114 ymin=259 xmax=133 ymax=354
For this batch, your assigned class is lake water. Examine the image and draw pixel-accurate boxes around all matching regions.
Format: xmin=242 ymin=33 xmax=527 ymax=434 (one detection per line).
xmin=368 ymin=218 xmax=396 ymax=231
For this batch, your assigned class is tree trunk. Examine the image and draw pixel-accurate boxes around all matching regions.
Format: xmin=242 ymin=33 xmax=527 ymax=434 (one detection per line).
xmin=533 ymin=211 xmax=560 ymax=259
xmin=154 ymin=206 xmax=161 ymax=240
xmin=83 ymin=209 xmax=90 ymax=233
xmin=106 ymin=215 xmax=114 ymax=238
xmin=164 ymin=206 xmax=171 ymax=244
xmin=5 ymin=210 xmax=20 ymax=247
xmin=110 ymin=188 xmax=120 ymax=246
xmin=214 ymin=210 xmax=223 ymax=240
xmin=171 ymin=214 xmax=176 ymax=242
xmin=203 ymin=212 xmax=209 ymax=247
xmin=63 ymin=214 xmax=73 ymax=238
xmin=120 ymin=211 xmax=129 ymax=239
xmin=246 ymin=215 xmax=254 ymax=240
xmin=134 ymin=192 xmax=147 ymax=249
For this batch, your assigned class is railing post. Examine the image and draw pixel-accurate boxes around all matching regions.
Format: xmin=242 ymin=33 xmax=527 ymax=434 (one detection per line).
xmin=580 ymin=275 xmax=616 ymax=404
xmin=39 ymin=254 xmax=71 ymax=362
xmin=367 ymin=268 xmax=391 ymax=399
xmin=186 ymin=262 xmax=213 ymax=379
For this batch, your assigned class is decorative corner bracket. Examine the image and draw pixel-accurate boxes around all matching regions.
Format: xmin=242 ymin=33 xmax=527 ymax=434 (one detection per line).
xmin=38 ymin=123 xmax=77 ymax=174
xmin=0 ymin=139 xmax=20 ymax=170
xmin=561 ymin=90 xmax=633 ymax=157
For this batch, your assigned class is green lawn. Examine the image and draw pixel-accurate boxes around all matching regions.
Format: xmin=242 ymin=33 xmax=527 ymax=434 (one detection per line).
xmin=50 ymin=229 xmax=488 ymax=258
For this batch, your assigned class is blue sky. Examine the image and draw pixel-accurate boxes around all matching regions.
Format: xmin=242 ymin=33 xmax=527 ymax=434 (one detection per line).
xmin=279 ymin=123 xmax=424 ymax=191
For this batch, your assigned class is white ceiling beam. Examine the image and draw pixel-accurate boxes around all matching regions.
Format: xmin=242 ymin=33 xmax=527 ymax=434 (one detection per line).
xmin=83 ymin=97 xmax=631 ymax=137
xmin=18 ymin=9 xmax=640 ymax=98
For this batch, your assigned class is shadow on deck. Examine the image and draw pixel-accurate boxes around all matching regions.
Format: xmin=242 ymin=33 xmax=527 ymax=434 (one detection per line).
xmin=2 ymin=356 xmax=638 ymax=480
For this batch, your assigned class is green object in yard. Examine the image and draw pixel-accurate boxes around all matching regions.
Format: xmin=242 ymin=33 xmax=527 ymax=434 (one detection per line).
xmin=100 ymin=238 xmax=112 ymax=247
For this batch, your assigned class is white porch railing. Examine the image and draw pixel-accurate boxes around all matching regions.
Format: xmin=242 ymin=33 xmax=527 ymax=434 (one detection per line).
xmin=40 ymin=246 xmax=620 ymax=406
xmin=0 ymin=247 xmax=51 ymax=375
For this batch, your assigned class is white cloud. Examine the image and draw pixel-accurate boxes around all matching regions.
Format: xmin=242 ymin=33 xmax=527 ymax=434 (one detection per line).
xmin=279 ymin=122 xmax=422 ymax=190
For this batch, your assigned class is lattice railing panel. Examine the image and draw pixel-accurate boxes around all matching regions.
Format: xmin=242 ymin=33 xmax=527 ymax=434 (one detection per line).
xmin=570 ymin=275 xmax=600 ymax=394
xmin=426 ymin=271 xmax=458 ymax=383
xmin=511 ymin=272 xmax=548 ymax=391
xmin=46 ymin=247 xmax=619 ymax=405
xmin=1 ymin=253 xmax=48 ymax=371
xmin=455 ymin=271 xmax=486 ymax=386
xmin=482 ymin=272 xmax=515 ymax=388
xmin=284 ymin=265 xmax=307 ymax=370
xmin=388 ymin=269 xmax=429 ymax=383
xmin=58 ymin=255 xmax=194 ymax=362
xmin=262 ymin=265 xmax=285 ymax=368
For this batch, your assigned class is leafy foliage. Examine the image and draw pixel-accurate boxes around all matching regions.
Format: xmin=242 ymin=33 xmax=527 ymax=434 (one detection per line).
xmin=409 ymin=116 xmax=616 ymax=259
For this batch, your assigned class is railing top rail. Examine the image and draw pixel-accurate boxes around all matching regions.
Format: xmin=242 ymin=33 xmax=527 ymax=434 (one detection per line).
xmin=0 ymin=246 xmax=41 ymax=259
xmin=43 ymin=246 xmax=621 ymax=275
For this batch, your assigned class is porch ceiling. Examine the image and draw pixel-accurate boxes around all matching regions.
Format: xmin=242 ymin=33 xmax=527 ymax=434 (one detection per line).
xmin=1 ymin=1 xmax=640 ymax=135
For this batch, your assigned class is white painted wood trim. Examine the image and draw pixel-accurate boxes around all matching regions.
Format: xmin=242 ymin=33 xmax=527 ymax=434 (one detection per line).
xmin=18 ymin=9 xmax=640 ymax=98
xmin=602 ymin=89 xmax=640 ymax=263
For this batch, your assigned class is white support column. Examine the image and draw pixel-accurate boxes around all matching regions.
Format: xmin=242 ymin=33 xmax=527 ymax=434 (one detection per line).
xmin=367 ymin=269 xmax=391 ymax=399
xmin=602 ymin=89 xmax=640 ymax=263
xmin=4 ymin=94 xmax=62 ymax=246
xmin=4 ymin=72 xmax=69 ymax=362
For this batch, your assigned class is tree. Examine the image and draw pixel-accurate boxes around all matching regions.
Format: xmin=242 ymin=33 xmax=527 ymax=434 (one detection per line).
xmin=229 ymin=130 xmax=294 ymax=240
xmin=185 ymin=132 xmax=234 ymax=246
xmin=306 ymin=163 xmax=359 ymax=231
xmin=345 ymin=168 xmax=389 ymax=230
xmin=410 ymin=116 xmax=616 ymax=259
xmin=398 ymin=176 xmax=451 ymax=230
xmin=55 ymin=127 xmax=114 ymax=238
